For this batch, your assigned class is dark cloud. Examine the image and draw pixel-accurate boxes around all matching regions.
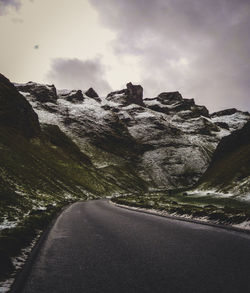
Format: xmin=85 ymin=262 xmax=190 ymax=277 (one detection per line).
xmin=0 ymin=0 xmax=21 ymax=15
xmin=90 ymin=0 xmax=250 ymax=111
xmin=46 ymin=58 xmax=112 ymax=95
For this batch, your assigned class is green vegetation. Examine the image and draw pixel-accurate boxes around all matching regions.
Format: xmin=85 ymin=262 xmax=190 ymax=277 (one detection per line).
xmin=198 ymin=144 xmax=250 ymax=193
xmin=0 ymin=201 xmax=70 ymax=279
xmin=112 ymin=190 xmax=250 ymax=227
xmin=197 ymin=121 xmax=250 ymax=194
xmin=0 ymin=124 xmax=148 ymax=280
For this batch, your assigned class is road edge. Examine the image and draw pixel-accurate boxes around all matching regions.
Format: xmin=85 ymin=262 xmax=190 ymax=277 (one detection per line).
xmin=110 ymin=200 xmax=250 ymax=236
xmin=9 ymin=201 xmax=78 ymax=293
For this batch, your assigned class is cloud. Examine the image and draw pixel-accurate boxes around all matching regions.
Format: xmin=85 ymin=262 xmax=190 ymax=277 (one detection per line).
xmin=46 ymin=58 xmax=112 ymax=95
xmin=0 ymin=0 xmax=21 ymax=15
xmin=90 ymin=0 xmax=250 ymax=111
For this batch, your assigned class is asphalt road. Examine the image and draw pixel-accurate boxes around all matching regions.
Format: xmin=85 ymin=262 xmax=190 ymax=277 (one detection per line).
xmin=13 ymin=200 xmax=250 ymax=293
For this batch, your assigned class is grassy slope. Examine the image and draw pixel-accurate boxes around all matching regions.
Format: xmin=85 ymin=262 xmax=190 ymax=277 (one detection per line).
xmin=197 ymin=144 xmax=250 ymax=193
xmin=0 ymin=124 xmax=148 ymax=279
xmin=112 ymin=191 xmax=250 ymax=227
xmin=196 ymin=121 xmax=250 ymax=193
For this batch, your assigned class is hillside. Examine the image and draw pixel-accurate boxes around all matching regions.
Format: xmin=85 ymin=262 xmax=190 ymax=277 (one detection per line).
xmin=197 ymin=121 xmax=250 ymax=196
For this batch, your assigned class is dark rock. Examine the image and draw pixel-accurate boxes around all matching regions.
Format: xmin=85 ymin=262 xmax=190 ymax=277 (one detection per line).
xmin=147 ymin=104 xmax=169 ymax=114
xmin=145 ymin=91 xmax=209 ymax=118
xmin=214 ymin=121 xmax=230 ymax=130
xmin=0 ymin=74 xmax=41 ymax=138
xmin=102 ymin=105 xmax=111 ymax=111
xmin=15 ymin=82 xmax=58 ymax=103
xmin=193 ymin=105 xmax=209 ymax=118
xmin=85 ymin=88 xmax=101 ymax=102
xmin=85 ymin=87 xmax=98 ymax=98
xmin=211 ymin=108 xmax=250 ymax=118
xmin=107 ymin=83 xmax=145 ymax=107
xmin=126 ymin=82 xmax=145 ymax=107
xmin=61 ymin=90 xmax=84 ymax=103
xmin=157 ymin=92 xmax=183 ymax=105
xmin=211 ymin=108 xmax=238 ymax=118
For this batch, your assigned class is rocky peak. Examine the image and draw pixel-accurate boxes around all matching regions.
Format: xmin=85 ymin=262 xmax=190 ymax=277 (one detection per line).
xmin=144 ymin=91 xmax=209 ymax=118
xmin=0 ymin=74 xmax=40 ymax=138
xmin=58 ymin=89 xmax=84 ymax=103
xmin=126 ymin=82 xmax=145 ymax=107
xmin=85 ymin=88 xmax=101 ymax=103
xmin=15 ymin=82 xmax=58 ymax=103
xmin=106 ymin=82 xmax=145 ymax=107
xmin=85 ymin=87 xmax=98 ymax=98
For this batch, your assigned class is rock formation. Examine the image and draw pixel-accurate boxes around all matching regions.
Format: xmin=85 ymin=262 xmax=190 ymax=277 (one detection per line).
xmin=85 ymin=87 xmax=100 ymax=102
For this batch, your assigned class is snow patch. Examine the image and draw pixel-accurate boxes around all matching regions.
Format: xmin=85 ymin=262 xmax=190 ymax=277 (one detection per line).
xmin=0 ymin=234 xmax=41 ymax=293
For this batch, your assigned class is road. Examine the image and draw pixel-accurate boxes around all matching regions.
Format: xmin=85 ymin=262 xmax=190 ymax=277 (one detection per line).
xmin=12 ymin=200 xmax=250 ymax=293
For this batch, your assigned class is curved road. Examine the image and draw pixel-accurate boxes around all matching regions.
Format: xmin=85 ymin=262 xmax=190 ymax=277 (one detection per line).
xmin=13 ymin=200 xmax=250 ymax=293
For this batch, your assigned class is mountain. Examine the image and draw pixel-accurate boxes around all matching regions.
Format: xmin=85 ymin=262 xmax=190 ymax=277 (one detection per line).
xmin=0 ymin=75 xmax=150 ymax=279
xmin=197 ymin=121 xmax=250 ymax=197
xmin=1 ymin=73 xmax=250 ymax=280
xmin=0 ymin=75 xmax=148 ymax=233
xmin=14 ymin=80 xmax=250 ymax=190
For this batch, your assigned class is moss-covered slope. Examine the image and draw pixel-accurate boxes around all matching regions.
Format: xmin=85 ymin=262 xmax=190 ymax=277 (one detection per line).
xmin=0 ymin=123 xmax=148 ymax=279
xmin=0 ymin=123 xmax=149 ymax=223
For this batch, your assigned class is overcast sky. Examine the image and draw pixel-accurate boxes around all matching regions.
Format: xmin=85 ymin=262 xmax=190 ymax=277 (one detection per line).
xmin=0 ymin=0 xmax=249 ymax=112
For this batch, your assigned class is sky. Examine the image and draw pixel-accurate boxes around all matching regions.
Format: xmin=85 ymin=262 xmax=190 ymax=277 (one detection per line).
xmin=0 ymin=0 xmax=249 ymax=112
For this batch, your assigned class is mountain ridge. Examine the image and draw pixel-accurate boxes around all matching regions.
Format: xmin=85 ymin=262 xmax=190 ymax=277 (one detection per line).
xmin=14 ymin=80 xmax=250 ymax=190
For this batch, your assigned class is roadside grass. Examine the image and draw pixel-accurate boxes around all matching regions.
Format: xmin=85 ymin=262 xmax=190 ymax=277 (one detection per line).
xmin=112 ymin=191 xmax=250 ymax=226
xmin=0 ymin=200 xmax=72 ymax=280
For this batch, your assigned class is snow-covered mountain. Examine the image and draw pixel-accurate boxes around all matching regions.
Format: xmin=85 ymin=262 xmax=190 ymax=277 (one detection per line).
xmin=15 ymin=81 xmax=250 ymax=190
xmin=1 ymin=73 xmax=250 ymax=283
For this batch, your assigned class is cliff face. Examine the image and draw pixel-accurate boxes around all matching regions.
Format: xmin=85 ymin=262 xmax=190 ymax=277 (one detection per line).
xmin=14 ymin=80 xmax=250 ymax=189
